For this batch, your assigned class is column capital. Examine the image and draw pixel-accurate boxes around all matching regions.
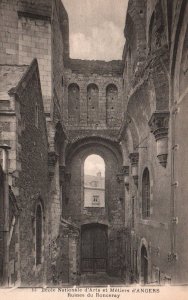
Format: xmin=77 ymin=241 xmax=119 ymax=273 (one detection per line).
xmin=129 ymin=152 xmax=139 ymax=165
xmin=148 ymin=111 xmax=170 ymax=140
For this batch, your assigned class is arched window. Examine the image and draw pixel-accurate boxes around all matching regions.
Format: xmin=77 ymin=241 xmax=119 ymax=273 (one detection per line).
xmin=142 ymin=168 xmax=150 ymax=219
xmin=87 ymin=84 xmax=99 ymax=125
xmin=36 ymin=204 xmax=43 ymax=265
xmin=84 ymin=154 xmax=105 ymax=207
xmin=106 ymin=84 xmax=118 ymax=126
xmin=68 ymin=83 xmax=80 ymax=124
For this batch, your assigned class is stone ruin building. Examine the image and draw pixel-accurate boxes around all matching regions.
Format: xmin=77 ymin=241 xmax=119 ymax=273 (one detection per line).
xmin=0 ymin=0 xmax=188 ymax=286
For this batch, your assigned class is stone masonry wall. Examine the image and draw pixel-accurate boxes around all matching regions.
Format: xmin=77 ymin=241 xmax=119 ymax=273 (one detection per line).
xmin=14 ymin=64 xmax=49 ymax=286
xmin=122 ymin=0 xmax=173 ymax=284
xmin=64 ymin=142 xmax=124 ymax=275
xmin=18 ymin=16 xmax=52 ymax=113
xmin=64 ymin=61 xmax=123 ymax=129
xmin=0 ymin=0 xmax=69 ymax=115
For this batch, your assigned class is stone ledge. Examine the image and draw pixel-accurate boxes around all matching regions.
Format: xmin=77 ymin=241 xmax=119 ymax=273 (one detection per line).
xmin=138 ymin=219 xmax=168 ymax=229
xmin=18 ymin=11 xmax=51 ymax=22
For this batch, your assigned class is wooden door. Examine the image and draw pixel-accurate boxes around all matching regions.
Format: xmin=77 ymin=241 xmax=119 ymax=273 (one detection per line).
xmin=81 ymin=224 xmax=107 ymax=273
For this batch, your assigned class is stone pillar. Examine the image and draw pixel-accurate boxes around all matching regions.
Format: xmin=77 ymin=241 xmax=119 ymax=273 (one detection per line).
xmin=0 ymin=144 xmax=11 ymax=286
xmin=148 ymin=111 xmax=170 ymax=167
xmin=129 ymin=153 xmax=139 ymax=187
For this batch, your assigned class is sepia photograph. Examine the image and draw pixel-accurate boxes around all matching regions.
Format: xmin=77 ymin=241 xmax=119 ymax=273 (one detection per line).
xmin=0 ymin=0 xmax=188 ymax=299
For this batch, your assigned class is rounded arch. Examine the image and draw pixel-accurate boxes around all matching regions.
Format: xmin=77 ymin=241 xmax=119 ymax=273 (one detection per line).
xmin=141 ymin=245 xmax=148 ymax=284
xmin=106 ymin=83 xmax=118 ymax=93
xmin=84 ymin=154 xmax=105 ymax=175
xmin=138 ymin=238 xmax=151 ymax=284
xmin=87 ymin=83 xmax=99 ymax=92
xmin=140 ymin=161 xmax=155 ymax=191
xmin=84 ymin=155 xmax=105 ymax=208
xmin=68 ymin=82 xmax=80 ymax=91
xmin=65 ymin=137 xmax=122 ymax=167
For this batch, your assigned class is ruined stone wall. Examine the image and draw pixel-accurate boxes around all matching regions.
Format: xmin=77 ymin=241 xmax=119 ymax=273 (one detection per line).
xmin=169 ymin=0 xmax=188 ymax=284
xmin=122 ymin=0 xmax=172 ymax=284
xmin=51 ymin=0 xmax=69 ymax=115
xmin=47 ymin=0 xmax=68 ymax=244
xmin=47 ymin=222 xmax=80 ymax=285
xmin=120 ymin=78 xmax=171 ymax=283
xmin=18 ymin=15 xmax=52 ymax=113
xmin=64 ymin=60 xmax=123 ymax=129
xmin=121 ymin=0 xmax=188 ymax=286
xmin=17 ymin=69 xmax=48 ymax=286
xmin=0 ymin=62 xmax=49 ymax=286
xmin=63 ymin=141 xmax=124 ymax=275
xmin=0 ymin=0 xmax=52 ymax=113
xmin=0 ymin=0 xmax=69 ymax=115
xmin=0 ymin=169 xmax=4 ymax=285
xmin=0 ymin=0 xmax=19 ymax=64
xmin=14 ymin=66 xmax=48 ymax=286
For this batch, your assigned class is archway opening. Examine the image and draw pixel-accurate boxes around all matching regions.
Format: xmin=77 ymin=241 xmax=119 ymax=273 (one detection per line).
xmin=141 ymin=245 xmax=148 ymax=284
xmin=84 ymin=154 xmax=105 ymax=208
xmin=36 ymin=204 xmax=43 ymax=265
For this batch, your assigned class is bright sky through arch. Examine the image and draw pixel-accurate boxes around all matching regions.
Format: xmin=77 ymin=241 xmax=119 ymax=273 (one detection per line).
xmin=84 ymin=155 xmax=105 ymax=177
xmin=62 ymin=0 xmax=128 ymax=61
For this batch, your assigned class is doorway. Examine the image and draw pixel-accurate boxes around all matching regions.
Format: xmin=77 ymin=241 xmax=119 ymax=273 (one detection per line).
xmin=81 ymin=224 xmax=107 ymax=273
xmin=141 ymin=245 xmax=148 ymax=284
